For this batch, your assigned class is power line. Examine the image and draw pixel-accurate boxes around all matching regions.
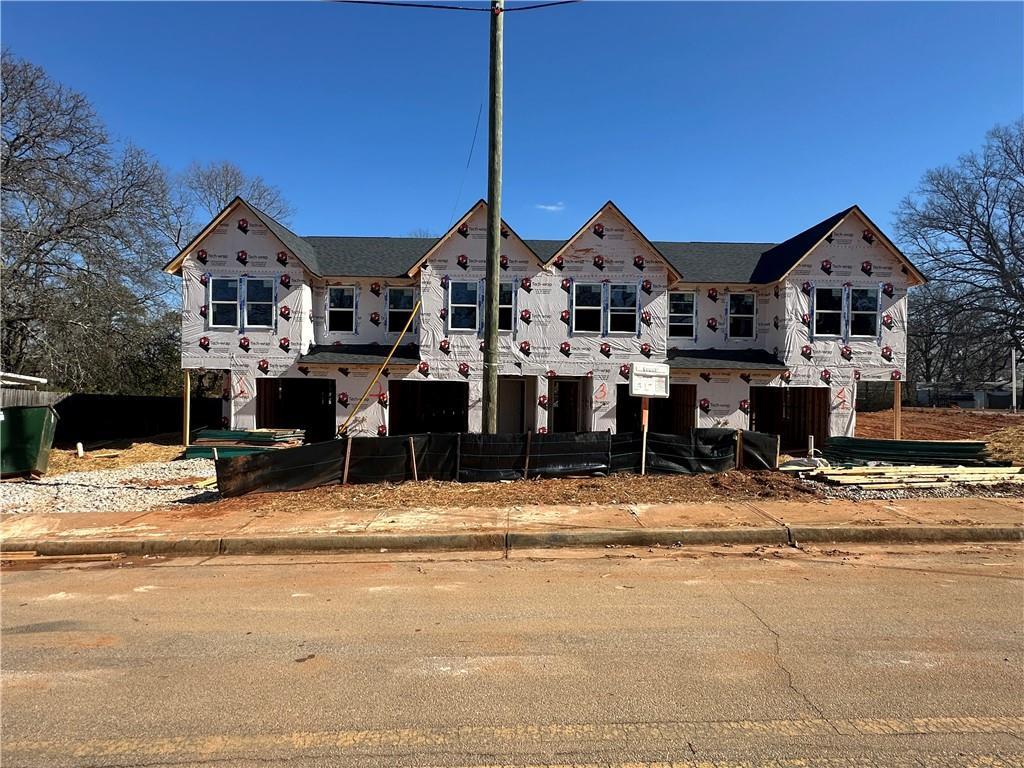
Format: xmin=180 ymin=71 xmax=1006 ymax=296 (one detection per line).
xmin=449 ymin=101 xmax=484 ymax=227
xmin=333 ymin=0 xmax=579 ymax=11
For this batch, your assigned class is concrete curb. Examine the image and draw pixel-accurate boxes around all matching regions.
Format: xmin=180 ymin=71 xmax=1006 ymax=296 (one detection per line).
xmin=3 ymin=525 xmax=1022 ymax=558
xmin=789 ymin=525 xmax=1024 ymax=545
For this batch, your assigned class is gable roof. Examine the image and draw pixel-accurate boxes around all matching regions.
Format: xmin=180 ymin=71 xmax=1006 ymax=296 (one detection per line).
xmin=402 ymin=199 xmax=546 ymax=277
xmin=162 ymin=197 xmax=320 ymax=276
xmin=165 ymin=199 xmax=924 ymax=285
xmin=542 ymin=201 xmax=684 ymax=282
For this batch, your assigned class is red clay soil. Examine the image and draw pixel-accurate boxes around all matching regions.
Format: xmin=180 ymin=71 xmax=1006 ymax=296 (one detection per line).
xmin=203 ymin=471 xmax=820 ymax=516
xmin=856 ymin=408 xmax=1022 ymax=441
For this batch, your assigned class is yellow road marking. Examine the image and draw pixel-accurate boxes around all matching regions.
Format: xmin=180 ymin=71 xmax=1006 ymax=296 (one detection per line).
xmin=4 ymin=716 xmax=1022 ymax=760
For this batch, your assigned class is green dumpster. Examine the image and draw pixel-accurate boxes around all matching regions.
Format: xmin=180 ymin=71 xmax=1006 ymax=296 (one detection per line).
xmin=1 ymin=406 xmax=59 ymax=477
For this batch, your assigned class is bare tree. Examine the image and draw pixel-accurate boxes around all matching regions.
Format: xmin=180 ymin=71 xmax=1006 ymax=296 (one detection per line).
xmin=896 ymin=119 xmax=1024 ymax=384
xmin=182 ymin=160 xmax=294 ymax=222
xmin=407 ymin=228 xmax=438 ymax=238
xmin=1 ymin=51 xmax=177 ymax=392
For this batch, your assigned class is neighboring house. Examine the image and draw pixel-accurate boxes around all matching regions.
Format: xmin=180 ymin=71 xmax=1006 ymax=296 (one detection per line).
xmin=163 ymin=198 xmax=925 ymax=449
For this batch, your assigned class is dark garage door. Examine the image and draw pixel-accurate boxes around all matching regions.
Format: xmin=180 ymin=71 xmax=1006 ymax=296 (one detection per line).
xmin=389 ymin=380 xmax=469 ymax=435
xmin=749 ymin=386 xmax=829 ymax=453
xmin=616 ymin=384 xmax=696 ymax=434
xmin=256 ymin=377 xmax=337 ymax=443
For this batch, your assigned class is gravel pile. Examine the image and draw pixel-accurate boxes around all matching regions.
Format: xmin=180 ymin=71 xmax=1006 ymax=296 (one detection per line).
xmin=0 ymin=459 xmax=217 ymax=515
xmin=802 ymin=479 xmax=1024 ymax=501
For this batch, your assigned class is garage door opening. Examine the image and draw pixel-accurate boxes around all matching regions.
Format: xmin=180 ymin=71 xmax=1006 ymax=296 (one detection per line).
xmin=389 ymin=380 xmax=469 ymax=435
xmin=256 ymin=377 xmax=336 ymax=443
xmin=749 ymin=386 xmax=829 ymax=452
xmin=616 ymin=384 xmax=696 ymax=434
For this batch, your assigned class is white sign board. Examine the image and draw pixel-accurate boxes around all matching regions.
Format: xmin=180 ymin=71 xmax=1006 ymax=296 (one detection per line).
xmin=628 ymin=362 xmax=670 ymax=398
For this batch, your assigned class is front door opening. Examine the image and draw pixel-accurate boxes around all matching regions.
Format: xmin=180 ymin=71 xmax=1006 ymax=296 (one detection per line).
xmin=749 ymin=385 xmax=829 ymax=452
xmin=497 ymin=377 xmax=536 ymax=433
xmin=256 ymin=377 xmax=337 ymax=443
xmin=615 ymin=383 xmax=696 ymax=434
xmin=548 ymin=378 xmax=590 ymax=433
xmin=388 ymin=380 xmax=469 ymax=435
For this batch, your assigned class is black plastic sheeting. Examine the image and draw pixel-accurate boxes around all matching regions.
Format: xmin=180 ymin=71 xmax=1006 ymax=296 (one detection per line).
xmin=216 ymin=439 xmax=346 ymax=497
xmin=528 ymin=431 xmax=612 ymax=479
xmin=741 ymin=430 xmax=781 ymax=470
xmin=216 ymin=428 xmax=780 ymax=497
xmin=457 ymin=433 xmax=527 ymax=482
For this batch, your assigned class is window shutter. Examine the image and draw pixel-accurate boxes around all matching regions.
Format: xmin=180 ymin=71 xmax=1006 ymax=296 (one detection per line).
xmin=273 ymin=277 xmax=279 ymax=336
xmin=323 ymin=286 xmax=330 ymax=334
xmin=635 ymin=279 xmax=643 ymax=338
xmin=567 ymin=277 xmax=575 ymax=338
xmin=600 ymin=282 xmax=609 ymax=337
xmin=477 ymin=278 xmax=485 ymax=337
xmin=841 ymin=285 xmax=851 ymax=344
xmin=808 ymin=281 xmax=816 ymax=343
xmin=693 ymin=292 xmax=699 ymax=344
xmin=753 ymin=294 xmax=758 ymax=341
xmin=353 ymin=285 xmax=360 ymax=335
xmin=510 ymin=278 xmax=519 ymax=340
xmin=876 ymin=281 xmax=884 ymax=344
xmin=723 ymin=290 xmax=730 ymax=341
xmin=239 ymin=276 xmax=247 ymax=334
xmin=443 ymin=276 xmax=450 ymax=336
xmin=203 ymin=272 xmax=212 ymax=332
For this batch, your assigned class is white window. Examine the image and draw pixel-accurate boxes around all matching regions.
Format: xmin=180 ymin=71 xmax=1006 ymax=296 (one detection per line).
xmin=608 ymin=284 xmax=638 ymax=333
xmin=449 ymin=281 xmax=478 ymax=330
xmin=387 ymin=287 xmax=415 ymax=332
xmin=210 ymin=278 xmax=239 ymax=328
xmin=849 ymin=288 xmax=879 ymax=337
xmin=668 ymin=291 xmax=695 ymax=338
xmin=498 ymin=282 xmax=514 ymax=332
xmin=245 ymin=278 xmax=274 ymax=328
xmin=728 ymin=292 xmax=755 ymax=339
xmin=814 ymin=287 xmax=843 ymax=336
xmin=328 ymin=286 xmax=356 ymax=332
xmin=573 ymin=283 xmax=602 ymax=333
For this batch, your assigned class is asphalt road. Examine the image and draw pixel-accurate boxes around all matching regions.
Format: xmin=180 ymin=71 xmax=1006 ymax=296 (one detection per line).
xmin=2 ymin=543 xmax=1023 ymax=767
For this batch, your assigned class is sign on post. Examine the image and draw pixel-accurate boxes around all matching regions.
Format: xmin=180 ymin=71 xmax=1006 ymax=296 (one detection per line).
xmin=628 ymin=362 xmax=670 ymax=476
xmin=629 ymin=362 xmax=670 ymax=399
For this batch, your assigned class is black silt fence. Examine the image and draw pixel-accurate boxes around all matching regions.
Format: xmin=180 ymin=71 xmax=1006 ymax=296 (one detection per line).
xmin=55 ymin=394 xmax=222 ymax=444
xmin=457 ymin=433 xmax=528 ymax=482
xmin=216 ymin=428 xmax=781 ymax=497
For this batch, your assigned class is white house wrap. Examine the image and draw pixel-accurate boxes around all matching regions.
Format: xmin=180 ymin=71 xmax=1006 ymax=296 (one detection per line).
xmin=165 ymin=198 xmax=923 ymax=447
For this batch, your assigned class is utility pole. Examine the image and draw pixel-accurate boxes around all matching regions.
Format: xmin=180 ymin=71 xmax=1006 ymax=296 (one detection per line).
xmin=481 ymin=0 xmax=503 ymax=434
xmin=1012 ymin=343 xmax=1018 ymax=414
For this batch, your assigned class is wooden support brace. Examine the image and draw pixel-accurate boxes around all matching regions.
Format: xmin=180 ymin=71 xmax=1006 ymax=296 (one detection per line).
xmin=523 ymin=429 xmax=533 ymax=479
xmin=342 ymin=436 xmax=352 ymax=485
xmin=408 ymin=436 xmax=418 ymax=482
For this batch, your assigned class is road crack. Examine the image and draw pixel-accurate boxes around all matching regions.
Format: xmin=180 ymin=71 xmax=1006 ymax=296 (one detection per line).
xmin=724 ymin=583 xmax=841 ymax=735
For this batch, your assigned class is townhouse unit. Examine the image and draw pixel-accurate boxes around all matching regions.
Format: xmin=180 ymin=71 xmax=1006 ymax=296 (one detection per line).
xmin=163 ymin=198 xmax=924 ymax=449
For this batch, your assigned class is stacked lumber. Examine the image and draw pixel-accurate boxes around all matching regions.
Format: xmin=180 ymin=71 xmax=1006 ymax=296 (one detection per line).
xmin=184 ymin=428 xmax=305 ymax=460
xmin=804 ymin=465 xmax=1024 ymax=490
xmin=823 ymin=436 xmax=998 ymax=467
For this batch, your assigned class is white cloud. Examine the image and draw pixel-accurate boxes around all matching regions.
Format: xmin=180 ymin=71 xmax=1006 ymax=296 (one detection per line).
xmin=534 ymin=202 xmax=565 ymax=212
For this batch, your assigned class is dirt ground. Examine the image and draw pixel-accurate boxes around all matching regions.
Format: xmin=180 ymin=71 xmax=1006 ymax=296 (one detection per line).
xmin=856 ymin=407 xmax=1023 ymax=463
xmin=47 ymin=433 xmax=183 ymax=475
xmin=205 ymin=470 xmax=820 ymax=516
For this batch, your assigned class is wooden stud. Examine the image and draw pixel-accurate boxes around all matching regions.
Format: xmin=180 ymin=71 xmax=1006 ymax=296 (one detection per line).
xmin=523 ymin=429 xmax=533 ymax=479
xmin=408 ymin=436 xmax=418 ymax=482
xmin=183 ymin=369 xmax=191 ymax=448
xmin=893 ymin=380 xmax=902 ymax=440
xmin=342 ymin=436 xmax=352 ymax=485
xmin=735 ymin=429 xmax=744 ymax=470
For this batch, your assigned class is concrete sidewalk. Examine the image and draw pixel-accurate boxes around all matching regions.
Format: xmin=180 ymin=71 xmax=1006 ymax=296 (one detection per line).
xmin=2 ymin=495 xmax=1022 ymax=557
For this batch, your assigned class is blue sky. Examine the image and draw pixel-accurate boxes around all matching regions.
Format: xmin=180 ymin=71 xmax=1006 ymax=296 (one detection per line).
xmin=3 ymin=1 xmax=1021 ymax=243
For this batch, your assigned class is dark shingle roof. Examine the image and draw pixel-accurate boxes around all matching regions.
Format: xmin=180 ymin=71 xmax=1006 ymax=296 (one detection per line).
xmin=301 ymin=237 xmax=437 ymax=277
xmin=666 ymin=348 xmax=787 ymax=370
xmin=298 ymin=344 xmax=420 ymax=366
xmin=247 ymin=203 xmax=864 ymax=284
xmin=653 ymin=241 xmax=777 ymax=283
xmin=748 ymin=206 xmax=856 ymax=283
